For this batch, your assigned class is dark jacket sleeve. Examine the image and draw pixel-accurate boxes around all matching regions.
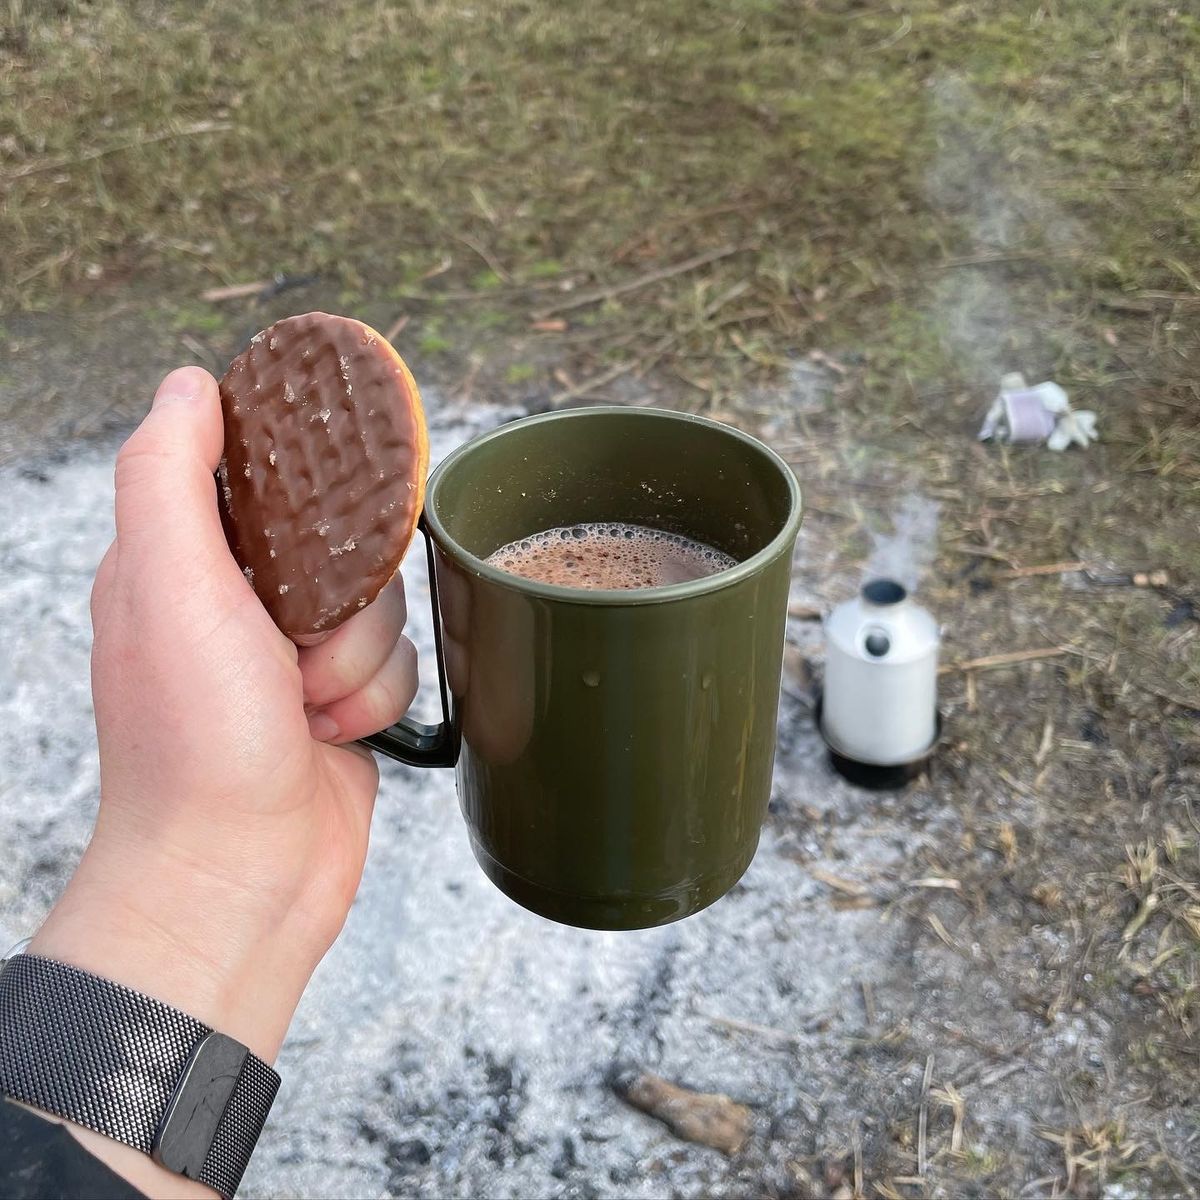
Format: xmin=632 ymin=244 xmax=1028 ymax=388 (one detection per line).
xmin=0 ymin=1097 xmax=147 ymax=1199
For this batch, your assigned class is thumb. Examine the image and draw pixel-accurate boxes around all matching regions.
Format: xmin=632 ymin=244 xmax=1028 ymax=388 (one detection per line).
xmin=113 ymin=366 xmax=242 ymax=595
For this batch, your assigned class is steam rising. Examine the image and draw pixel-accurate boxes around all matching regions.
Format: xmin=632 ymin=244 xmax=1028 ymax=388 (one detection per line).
xmin=925 ymin=75 xmax=1083 ymax=386
xmin=865 ymin=493 xmax=940 ymax=594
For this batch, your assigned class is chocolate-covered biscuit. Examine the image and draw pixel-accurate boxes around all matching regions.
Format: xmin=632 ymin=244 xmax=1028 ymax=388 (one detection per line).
xmin=217 ymin=312 xmax=429 ymax=638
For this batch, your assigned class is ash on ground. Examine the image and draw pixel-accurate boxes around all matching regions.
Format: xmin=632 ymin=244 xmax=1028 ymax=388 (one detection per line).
xmin=0 ymin=397 xmax=1179 ymax=1199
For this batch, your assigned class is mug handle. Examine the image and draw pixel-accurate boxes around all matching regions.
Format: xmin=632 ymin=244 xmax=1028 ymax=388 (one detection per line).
xmin=357 ymin=514 xmax=459 ymax=768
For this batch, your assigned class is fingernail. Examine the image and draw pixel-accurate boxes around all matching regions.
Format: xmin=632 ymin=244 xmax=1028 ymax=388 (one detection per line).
xmin=307 ymin=711 xmax=340 ymax=742
xmin=152 ymin=366 xmax=209 ymax=408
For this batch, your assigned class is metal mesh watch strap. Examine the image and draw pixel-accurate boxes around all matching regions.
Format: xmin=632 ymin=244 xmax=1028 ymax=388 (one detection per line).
xmin=0 ymin=953 xmax=279 ymax=1198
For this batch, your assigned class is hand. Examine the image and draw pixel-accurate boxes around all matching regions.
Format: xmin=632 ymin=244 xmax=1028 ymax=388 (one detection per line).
xmin=29 ymin=367 xmax=417 ymax=1194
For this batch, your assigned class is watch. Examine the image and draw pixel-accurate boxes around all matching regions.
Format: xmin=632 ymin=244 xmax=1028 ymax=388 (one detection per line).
xmin=0 ymin=943 xmax=279 ymax=1198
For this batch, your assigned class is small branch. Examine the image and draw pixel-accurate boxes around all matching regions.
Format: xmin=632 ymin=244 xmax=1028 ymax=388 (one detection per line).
xmin=201 ymin=272 xmax=318 ymax=303
xmin=809 ymin=866 xmax=869 ymax=897
xmin=942 ymin=647 xmax=1069 ymax=674
xmin=548 ymin=354 xmax=643 ymax=407
xmin=699 ymin=1010 xmax=826 ymax=1044
xmin=534 ymin=243 xmax=749 ymax=318
xmin=999 ymin=561 xmax=1086 ymax=578
xmin=3 ymin=121 xmax=236 ymax=182
xmin=201 ymin=280 xmax=270 ymax=302
xmin=383 ymin=313 xmax=411 ymax=343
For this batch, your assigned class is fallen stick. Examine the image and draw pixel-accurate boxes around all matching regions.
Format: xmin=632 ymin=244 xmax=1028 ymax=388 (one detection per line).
xmin=809 ymin=866 xmax=869 ymax=897
xmin=4 ymin=120 xmax=235 ymax=182
xmin=202 ymin=272 xmax=318 ymax=304
xmin=534 ymin=243 xmax=748 ymax=318
xmin=549 ymin=331 xmax=677 ymax=407
xmin=547 ymin=275 xmax=748 ymax=405
xmin=942 ymin=647 xmax=1068 ymax=674
xmin=383 ymin=313 xmax=410 ymax=343
xmin=549 ymin=356 xmax=642 ymax=407
xmin=999 ymin=561 xmax=1086 ymax=578
xmin=202 ymin=280 xmax=270 ymax=302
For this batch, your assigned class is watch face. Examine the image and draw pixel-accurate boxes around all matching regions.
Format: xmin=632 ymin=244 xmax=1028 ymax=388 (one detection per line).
xmin=0 ymin=937 xmax=31 ymax=965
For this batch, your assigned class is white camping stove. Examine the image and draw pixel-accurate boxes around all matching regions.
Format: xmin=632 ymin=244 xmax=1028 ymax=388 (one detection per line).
xmin=818 ymin=578 xmax=941 ymax=788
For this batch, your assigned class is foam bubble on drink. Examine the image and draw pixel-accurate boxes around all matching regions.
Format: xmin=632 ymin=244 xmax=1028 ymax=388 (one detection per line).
xmin=485 ymin=522 xmax=737 ymax=589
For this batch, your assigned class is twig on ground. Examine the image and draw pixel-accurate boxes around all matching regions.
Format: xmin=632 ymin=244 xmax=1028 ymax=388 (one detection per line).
xmin=860 ymin=980 xmax=877 ymax=1027
xmin=947 ymin=543 xmax=1020 ymax=566
xmin=202 ymin=272 xmax=318 ymax=303
xmin=810 ymin=867 xmax=869 ymax=897
xmin=1000 ymin=561 xmax=1086 ymax=578
xmin=942 ymin=647 xmax=1069 ymax=674
xmin=918 ymin=1055 xmax=933 ymax=1178
xmin=534 ymin=243 xmax=749 ymax=318
xmin=384 ymin=314 xmax=410 ymax=343
xmin=2 ymin=120 xmax=235 ymax=182
xmin=701 ymin=1010 xmax=825 ymax=1045
xmin=549 ymin=278 xmax=750 ymax=405
xmin=548 ymin=351 xmax=652 ymax=407
xmin=201 ymin=280 xmax=270 ymax=302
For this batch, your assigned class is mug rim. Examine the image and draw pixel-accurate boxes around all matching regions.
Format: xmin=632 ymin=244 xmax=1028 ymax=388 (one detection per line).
xmin=423 ymin=406 xmax=803 ymax=606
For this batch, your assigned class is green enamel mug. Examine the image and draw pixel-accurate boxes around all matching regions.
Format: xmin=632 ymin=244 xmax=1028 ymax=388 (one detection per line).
xmin=362 ymin=407 xmax=802 ymax=929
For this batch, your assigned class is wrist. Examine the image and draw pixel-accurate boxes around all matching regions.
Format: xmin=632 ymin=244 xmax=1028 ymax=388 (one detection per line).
xmin=30 ymin=831 xmax=332 ymax=1064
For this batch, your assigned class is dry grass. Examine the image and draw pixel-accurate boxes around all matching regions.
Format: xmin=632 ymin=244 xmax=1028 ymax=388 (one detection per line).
xmin=2 ymin=0 xmax=1198 ymax=411
xmin=1 ymin=0 xmax=1198 ymax=1192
